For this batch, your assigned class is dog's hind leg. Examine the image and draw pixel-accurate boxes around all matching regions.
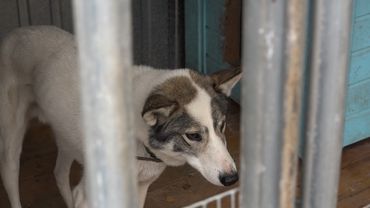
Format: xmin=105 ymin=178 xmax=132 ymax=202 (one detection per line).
xmin=0 ymin=128 xmax=26 ymax=208
xmin=54 ymin=150 xmax=74 ymax=208
xmin=0 ymin=86 xmax=31 ymax=208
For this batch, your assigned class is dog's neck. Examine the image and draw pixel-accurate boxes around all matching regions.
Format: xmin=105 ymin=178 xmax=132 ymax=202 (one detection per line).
xmin=136 ymin=145 xmax=162 ymax=163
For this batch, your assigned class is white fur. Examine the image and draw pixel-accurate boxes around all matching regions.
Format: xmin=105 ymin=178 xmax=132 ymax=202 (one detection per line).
xmin=184 ymin=85 xmax=237 ymax=186
xmin=0 ymin=26 xmax=238 ymax=208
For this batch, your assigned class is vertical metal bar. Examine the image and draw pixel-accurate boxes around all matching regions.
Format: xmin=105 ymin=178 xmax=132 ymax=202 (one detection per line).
xmin=16 ymin=0 xmax=30 ymax=26
xmin=230 ymin=193 xmax=236 ymax=208
xmin=73 ymin=0 xmax=138 ymax=208
xmin=49 ymin=0 xmax=62 ymax=27
xmin=216 ymin=198 xmax=221 ymax=208
xmin=302 ymin=1 xmax=353 ymax=208
xmin=240 ymin=0 xmax=285 ymax=206
xmin=279 ymin=1 xmax=308 ymax=208
xmin=240 ymin=0 xmax=307 ymax=208
xmin=169 ymin=0 xmax=185 ymax=68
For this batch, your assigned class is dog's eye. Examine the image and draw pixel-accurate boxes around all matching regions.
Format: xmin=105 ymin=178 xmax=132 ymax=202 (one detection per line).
xmin=220 ymin=121 xmax=226 ymax=133
xmin=185 ymin=133 xmax=202 ymax=142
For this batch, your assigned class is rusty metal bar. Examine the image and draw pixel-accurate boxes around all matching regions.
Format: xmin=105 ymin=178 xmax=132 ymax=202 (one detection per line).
xmin=302 ymin=1 xmax=353 ymax=208
xmin=279 ymin=1 xmax=308 ymax=208
xmin=72 ymin=0 xmax=138 ymax=207
xmin=240 ymin=0 xmax=307 ymax=207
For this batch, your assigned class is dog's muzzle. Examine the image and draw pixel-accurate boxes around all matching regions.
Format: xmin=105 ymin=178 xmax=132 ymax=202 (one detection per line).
xmin=219 ymin=172 xmax=239 ymax=186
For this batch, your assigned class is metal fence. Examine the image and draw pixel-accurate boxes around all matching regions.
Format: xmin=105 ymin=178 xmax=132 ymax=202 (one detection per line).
xmin=72 ymin=0 xmax=353 ymax=207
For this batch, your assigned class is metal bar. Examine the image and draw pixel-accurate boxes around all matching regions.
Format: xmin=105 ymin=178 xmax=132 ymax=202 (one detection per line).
xmin=279 ymin=1 xmax=308 ymax=208
xmin=169 ymin=0 xmax=185 ymax=68
xmin=240 ymin=0 xmax=307 ymax=208
xmin=16 ymin=0 xmax=30 ymax=26
xmin=72 ymin=0 xmax=138 ymax=208
xmin=216 ymin=198 xmax=221 ymax=208
xmin=230 ymin=192 xmax=236 ymax=208
xmin=183 ymin=188 xmax=239 ymax=208
xmin=49 ymin=0 xmax=62 ymax=27
xmin=302 ymin=1 xmax=353 ymax=208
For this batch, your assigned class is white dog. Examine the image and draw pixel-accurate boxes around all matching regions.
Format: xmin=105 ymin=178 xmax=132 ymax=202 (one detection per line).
xmin=0 ymin=26 xmax=241 ymax=208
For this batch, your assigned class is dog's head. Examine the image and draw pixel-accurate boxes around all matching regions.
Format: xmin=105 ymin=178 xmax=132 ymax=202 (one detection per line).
xmin=142 ymin=67 xmax=241 ymax=186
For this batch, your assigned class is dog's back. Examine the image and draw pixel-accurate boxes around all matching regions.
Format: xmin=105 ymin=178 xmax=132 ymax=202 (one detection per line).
xmin=0 ymin=25 xmax=80 ymax=133
xmin=0 ymin=26 xmax=74 ymax=81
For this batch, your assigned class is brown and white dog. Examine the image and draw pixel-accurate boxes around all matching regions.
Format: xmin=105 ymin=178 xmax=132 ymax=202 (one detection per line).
xmin=0 ymin=26 xmax=241 ymax=208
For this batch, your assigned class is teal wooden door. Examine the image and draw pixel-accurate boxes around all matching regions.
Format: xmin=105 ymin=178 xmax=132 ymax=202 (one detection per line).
xmin=184 ymin=0 xmax=240 ymax=101
xmin=185 ymin=0 xmax=370 ymax=146
xmin=344 ymin=0 xmax=370 ymax=146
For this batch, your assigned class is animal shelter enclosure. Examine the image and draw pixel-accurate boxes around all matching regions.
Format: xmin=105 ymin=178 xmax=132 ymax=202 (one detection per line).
xmin=1 ymin=0 xmax=370 ymax=208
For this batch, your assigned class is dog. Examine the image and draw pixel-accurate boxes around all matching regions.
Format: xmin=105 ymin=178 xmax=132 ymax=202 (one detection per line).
xmin=0 ymin=26 xmax=241 ymax=208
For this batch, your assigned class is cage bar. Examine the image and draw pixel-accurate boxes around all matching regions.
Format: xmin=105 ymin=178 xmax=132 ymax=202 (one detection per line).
xmin=72 ymin=0 xmax=138 ymax=208
xmin=240 ymin=0 xmax=307 ymax=208
xmin=302 ymin=1 xmax=353 ymax=208
xmin=183 ymin=188 xmax=239 ymax=208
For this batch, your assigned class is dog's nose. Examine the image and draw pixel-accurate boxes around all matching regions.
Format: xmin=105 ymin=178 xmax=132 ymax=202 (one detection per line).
xmin=219 ymin=172 xmax=239 ymax=186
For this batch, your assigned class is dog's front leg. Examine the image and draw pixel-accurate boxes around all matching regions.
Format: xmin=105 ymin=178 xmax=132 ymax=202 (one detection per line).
xmin=54 ymin=150 xmax=74 ymax=208
xmin=72 ymin=176 xmax=149 ymax=208
xmin=72 ymin=175 xmax=87 ymax=208
xmin=138 ymin=182 xmax=151 ymax=208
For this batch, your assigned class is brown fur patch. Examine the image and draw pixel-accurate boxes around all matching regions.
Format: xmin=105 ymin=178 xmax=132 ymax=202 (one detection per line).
xmin=142 ymin=76 xmax=198 ymax=124
xmin=154 ymin=76 xmax=197 ymax=105
xmin=189 ymin=70 xmax=218 ymax=97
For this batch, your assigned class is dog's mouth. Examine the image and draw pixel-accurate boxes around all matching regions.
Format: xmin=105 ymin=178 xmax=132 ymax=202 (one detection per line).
xmin=196 ymin=166 xmax=239 ymax=187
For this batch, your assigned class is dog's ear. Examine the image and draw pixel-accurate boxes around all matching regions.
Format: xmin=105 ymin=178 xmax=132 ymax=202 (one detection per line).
xmin=210 ymin=67 xmax=242 ymax=96
xmin=142 ymin=93 xmax=178 ymax=126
